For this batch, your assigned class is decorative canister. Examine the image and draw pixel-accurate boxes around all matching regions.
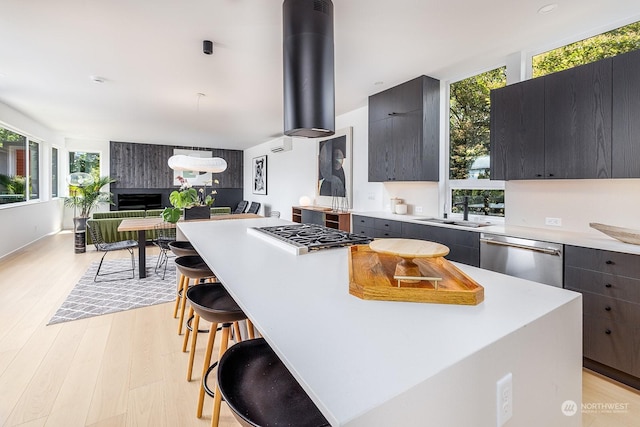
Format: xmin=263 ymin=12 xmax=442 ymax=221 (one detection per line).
xmin=390 ymin=198 xmax=403 ymax=213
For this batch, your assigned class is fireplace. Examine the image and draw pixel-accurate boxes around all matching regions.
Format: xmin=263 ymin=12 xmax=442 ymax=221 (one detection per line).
xmin=117 ymin=193 xmax=162 ymax=210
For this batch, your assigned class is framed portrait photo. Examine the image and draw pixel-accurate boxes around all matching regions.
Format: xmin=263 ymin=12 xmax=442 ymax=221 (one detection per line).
xmin=316 ymin=127 xmax=353 ymax=208
xmin=252 ymin=155 xmax=267 ymax=195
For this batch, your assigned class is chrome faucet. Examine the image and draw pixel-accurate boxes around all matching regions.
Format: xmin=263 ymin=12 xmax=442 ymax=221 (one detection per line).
xmin=454 ymin=196 xmax=469 ymax=221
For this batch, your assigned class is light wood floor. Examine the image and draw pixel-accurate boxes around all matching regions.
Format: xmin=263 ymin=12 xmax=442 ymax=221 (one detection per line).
xmin=0 ymin=232 xmax=639 ymax=426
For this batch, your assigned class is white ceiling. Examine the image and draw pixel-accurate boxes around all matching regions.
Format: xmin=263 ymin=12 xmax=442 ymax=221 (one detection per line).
xmin=1 ymin=0 xmax=639 ymax=150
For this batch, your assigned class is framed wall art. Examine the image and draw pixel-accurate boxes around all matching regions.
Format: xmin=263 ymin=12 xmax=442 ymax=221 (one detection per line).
xmin=316 ymin=127 xmax=352 ymax=209
xmin=252 ymin=155 xmax=267 ymax=195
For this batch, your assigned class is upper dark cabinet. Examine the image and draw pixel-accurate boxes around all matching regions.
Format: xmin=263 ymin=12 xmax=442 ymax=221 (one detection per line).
xmin=612 ymin=49 xmax=640 ymax=178
xmin=544 ymin=58 xmax=612 ymax=179
xmin=490 ymin=77 xmax=545 ymax=180
xmin=491 ymin=55 xmax=619 ymax=180
xmin=368 ymin=75 xmax=440 ymax=182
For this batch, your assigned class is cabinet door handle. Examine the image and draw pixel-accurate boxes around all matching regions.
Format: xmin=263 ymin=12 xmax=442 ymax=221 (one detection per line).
xmin=604 ymin=306 xmax=612 ymax=311
xmin=605 ymin=260 xmax=614 ymax=265
xmin=605 ymin=329 xmax=612 ymax=335
xmin=535 ymin=174 xmax=542 ymax=177
xmin=605 ymin=283 xmax=612 ymax=288
xmin=548 ymin=173 xmax=555 ymax=177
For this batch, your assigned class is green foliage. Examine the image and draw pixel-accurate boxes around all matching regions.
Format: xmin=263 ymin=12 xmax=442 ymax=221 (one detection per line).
xmin=533 ymin=22 xmax=640 ymax=77
xmin=0 ymin=174 xmax=26 ymax=195
xmin=452 ymin=189 xmax=505 ymax=217
xmin=69 ymin=152 xmax=100 ymax=178
xmin=161 ymin=207 xmax=182 ymax=223
xmin=64 ymin=176 xmax=115 ymax=217
xmin=169 ymin=188 xmax=199 ymax=209
xmin=449 ymin=67 xmax=506 ymax=179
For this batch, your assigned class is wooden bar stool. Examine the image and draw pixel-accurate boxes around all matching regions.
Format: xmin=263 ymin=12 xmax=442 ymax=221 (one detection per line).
xmin=174 ymin=255 xmax=217 ymax=336
xmin=186 ymin=284 xmax=254 ymax=426
xmin=216 ymin=338 xmax=330 ymax=427
xmin=169 ymin=241 xmax=199 ymax=319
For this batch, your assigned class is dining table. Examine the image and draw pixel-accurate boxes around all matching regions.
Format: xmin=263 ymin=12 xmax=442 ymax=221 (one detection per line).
xmin=118 ymin=213 xmax=260 ymax=278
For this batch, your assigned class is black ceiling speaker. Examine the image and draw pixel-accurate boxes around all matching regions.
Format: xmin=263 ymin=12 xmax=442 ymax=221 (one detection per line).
xmin=283 ymin=0 xmax=335 ymax=138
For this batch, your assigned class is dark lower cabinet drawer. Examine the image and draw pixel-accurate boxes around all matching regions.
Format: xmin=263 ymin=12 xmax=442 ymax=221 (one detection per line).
xmin=584 ymin=314 xmax=640 ymax=377
xmin=565 ymin=266 xmax=640 ymax=303
xmin=576 ymin=292 xmax=640 ymax=324
xmin=373 ymin=218 xmax=403 ymax=234
xmin=352 ymin=215 xmax=375 ymax=229
xmin=352 ymin=224 xmax=376 ymax=238
xmin=565 ymin=245 xmax=640 ymax=278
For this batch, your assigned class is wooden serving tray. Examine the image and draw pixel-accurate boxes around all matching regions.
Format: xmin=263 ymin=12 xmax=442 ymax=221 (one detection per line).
xmin=348 ymin=245 xmax=484 ymax=305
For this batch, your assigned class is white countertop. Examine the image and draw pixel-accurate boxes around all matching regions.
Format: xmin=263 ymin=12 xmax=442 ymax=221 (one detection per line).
xmin=179 ymin=217 xmax=582 ymax=426
xmin=354 ymin=210 xmax=640 ymax=255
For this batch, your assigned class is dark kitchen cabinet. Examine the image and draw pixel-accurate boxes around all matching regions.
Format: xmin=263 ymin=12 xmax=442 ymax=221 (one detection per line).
xmin=368 ymin=75 xmax=439 ymax=182
xmin=612 ymin=49 xmax=640 ymax=178
xmin=564 ymin=245 xmax=640 ymax=389
xmin=401 ymin=222 xmax=479 ymax=267
xmin=490 ymin=78 xmax=545 ymax=180
xmin=351 ymin=215 xmax=402 ymax=238
xmin=544 ymin=58 xmax=612 ymax=179
xmin=490 ymin=56 xmax=614 ymax=180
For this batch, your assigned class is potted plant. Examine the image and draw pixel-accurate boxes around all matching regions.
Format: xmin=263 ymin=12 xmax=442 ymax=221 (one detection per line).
xmin=64 ymin=175 xmax=116 ymax=252
xmin=162 ymin=176 xmax=217 ymax=223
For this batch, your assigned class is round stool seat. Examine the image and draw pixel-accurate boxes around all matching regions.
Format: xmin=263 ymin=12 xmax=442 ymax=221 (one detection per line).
xmin=187 ymin=284 xmax=246 ymax=324
xmin=169 ymin=240 xmax=198 ymax=257
xmin=217 ymin=338 xmax=330 ymax=427
xmin=175 ymin=255 xmax=214 ymax=279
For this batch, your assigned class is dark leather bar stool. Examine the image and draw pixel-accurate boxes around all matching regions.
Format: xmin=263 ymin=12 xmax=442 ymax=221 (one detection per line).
xmin=186 ymin=284 xmax=254 ymax=426
xmin=174 ymin=255 xmax=217 ymax=337
xmin=169 ymin=241 xmax=199 ymax=319
xmin=217 ymin=338 xmax=330 ymax=427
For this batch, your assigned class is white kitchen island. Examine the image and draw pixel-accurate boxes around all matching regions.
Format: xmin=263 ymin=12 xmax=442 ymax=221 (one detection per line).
xmin=179 ymin=217 xmax=582 ymax=427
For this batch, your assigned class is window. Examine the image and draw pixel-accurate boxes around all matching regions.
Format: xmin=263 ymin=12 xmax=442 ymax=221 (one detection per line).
xmin=69 ymin=151 xmax=100 ymax=177
xmin=448 ymin=67 xmax=506 ymax=218
xmin=29 ymin=140 xmax=39 ymax=200
xmin=52 ymin=147 xmax=59 ymax=198
xmin=533 ymin=21 xmax=640 ymax=77
xmin=0 ymin=127 xmax=28 ymax=204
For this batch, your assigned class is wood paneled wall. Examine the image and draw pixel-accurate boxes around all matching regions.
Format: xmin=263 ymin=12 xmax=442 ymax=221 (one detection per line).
xmin=110 ymin=141 xmax=243 ymax=189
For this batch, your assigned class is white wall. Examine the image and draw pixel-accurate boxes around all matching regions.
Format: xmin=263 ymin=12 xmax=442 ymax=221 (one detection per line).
xmin=243 ymin=106 xmax=442 ymax=219
xmin=0 ymin=100 xmax=66 ymax=259
xmin=505 ymin=179 xmax=640 ymax=234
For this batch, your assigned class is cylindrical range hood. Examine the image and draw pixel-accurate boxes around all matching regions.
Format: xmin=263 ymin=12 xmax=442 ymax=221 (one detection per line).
xmin=283 ymin=0 xmax=335 ymax=138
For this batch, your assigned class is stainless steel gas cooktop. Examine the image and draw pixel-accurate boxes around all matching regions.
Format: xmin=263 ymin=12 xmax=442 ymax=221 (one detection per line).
xmin=247 ymin=223 xmax=372 ymax=255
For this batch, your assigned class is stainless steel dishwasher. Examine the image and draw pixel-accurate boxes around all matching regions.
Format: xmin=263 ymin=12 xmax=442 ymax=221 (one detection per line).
xmin=480 ymin=233 xmax=563 ymax=287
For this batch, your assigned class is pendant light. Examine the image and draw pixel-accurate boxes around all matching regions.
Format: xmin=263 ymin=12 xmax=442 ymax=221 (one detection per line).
xmin=283 ymin=0 xmax=335 ymax=138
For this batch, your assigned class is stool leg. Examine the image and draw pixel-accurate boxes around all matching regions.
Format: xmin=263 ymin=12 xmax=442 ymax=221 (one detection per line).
xmin=183 ymin=306 xmax=195 ymax=352
xmin=173 ymin=274 xmax=185 ymax=318
xmin=178 ymin=277 xmax=190 ymax=335
xmin=247 ymin=319 xmax=255 ymax=339
xmin=187 ymin=313 xmax=200 ymax=381
xmin=233 ymin=321 xmax=242 ymax=343
xmin=197 ymin=322 xmax=218 ymax=418
xmin=211 ymin=324 xmax=231 ymax=427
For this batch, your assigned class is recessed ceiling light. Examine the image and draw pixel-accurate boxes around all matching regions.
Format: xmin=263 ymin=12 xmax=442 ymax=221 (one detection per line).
xmin=538 ymin=3 xmax=558 ymax=14
xmin=89 ymin=75 xmax=106 ymax=83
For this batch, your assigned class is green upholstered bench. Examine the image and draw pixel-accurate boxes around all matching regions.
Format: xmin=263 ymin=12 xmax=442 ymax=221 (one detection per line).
xmin=87 ymin=207 xmax=232 ymax=244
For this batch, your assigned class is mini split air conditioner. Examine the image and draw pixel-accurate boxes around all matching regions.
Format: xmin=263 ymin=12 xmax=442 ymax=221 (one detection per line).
xmin=270 ymin=137 xmax=293 ymax=153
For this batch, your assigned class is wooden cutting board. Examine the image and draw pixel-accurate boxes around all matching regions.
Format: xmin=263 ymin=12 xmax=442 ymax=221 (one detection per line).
xmin=348 ymin=244 xmax=484 ymax=305
xmin=369 ymin=238 xmax=450 ymax=258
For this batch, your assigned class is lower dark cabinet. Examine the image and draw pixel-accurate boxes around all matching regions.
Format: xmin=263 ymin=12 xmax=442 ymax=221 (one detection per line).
xmin=401 ymin=222 xmax=480 ymax=267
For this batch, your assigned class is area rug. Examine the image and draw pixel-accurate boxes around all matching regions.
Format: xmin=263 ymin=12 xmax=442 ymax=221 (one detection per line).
xmin=48 ymin=256 xmax=176 ymax=325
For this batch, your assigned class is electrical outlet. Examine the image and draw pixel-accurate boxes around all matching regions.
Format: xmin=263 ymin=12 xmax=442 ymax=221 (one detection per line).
xmin=545 ymin=217 xmax=562 ymax=227
xmin=415 ymin=206 xmax=423 ymax=213
xmin=496 ymin=373 xmax=513 ymax=426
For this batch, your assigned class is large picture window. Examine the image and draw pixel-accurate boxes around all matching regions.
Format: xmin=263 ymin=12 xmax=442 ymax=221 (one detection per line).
xmin=69 ymin=151 xmax=100 ymax=177
xmin=448 ymin=67 xmax=506 ymax=218
xmin=0 ymin=127 xmax=28 ymax=204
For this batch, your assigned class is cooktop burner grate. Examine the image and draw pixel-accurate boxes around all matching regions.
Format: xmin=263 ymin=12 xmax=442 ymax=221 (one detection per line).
xmin=249 ymin=224 xmax=372 ymax=254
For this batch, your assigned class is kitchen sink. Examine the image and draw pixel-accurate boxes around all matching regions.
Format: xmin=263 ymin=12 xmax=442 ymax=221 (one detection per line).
xmin=414 ymin=218 xmax=492 ymax=228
